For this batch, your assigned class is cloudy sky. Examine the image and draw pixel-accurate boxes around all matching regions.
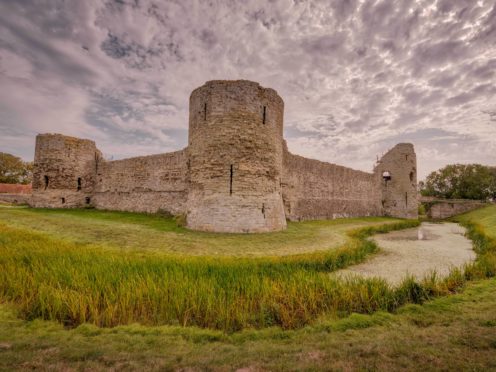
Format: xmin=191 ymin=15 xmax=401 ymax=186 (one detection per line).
xmin=0 ymin=0 xmax=495 ymax=179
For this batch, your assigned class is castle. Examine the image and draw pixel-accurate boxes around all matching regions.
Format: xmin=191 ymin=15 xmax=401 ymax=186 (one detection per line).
xmin=30 ymin=80 xmax=418 ymax=233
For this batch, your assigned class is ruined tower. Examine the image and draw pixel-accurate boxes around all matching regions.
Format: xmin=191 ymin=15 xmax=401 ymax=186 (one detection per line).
xmin=31 ymin=134 xmax=100 ymax=208
xmin=185 ymin=80 xmax=287 ymax=232
xmin=374 ymin=143 xmax=418 ymax=219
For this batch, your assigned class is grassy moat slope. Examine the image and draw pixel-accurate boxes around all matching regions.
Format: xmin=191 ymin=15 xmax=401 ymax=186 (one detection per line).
xmin=0 ymin=204 xmax=495 ymax=370
xmin=0 ymin=206 xmax=403 ymax=256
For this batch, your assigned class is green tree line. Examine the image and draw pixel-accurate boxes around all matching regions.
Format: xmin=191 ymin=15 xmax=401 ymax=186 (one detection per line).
xmin=0 ymin=152 xmax=33 ymax=184
xmin=419 ymin=164 xmax=496 ymax=201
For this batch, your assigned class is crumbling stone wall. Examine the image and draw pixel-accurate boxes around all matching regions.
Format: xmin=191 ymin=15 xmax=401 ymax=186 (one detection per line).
xmin=426 ymin=200 xmax=486 ymax=219
xmin=374 ymin=143 xmax=418 ymax=219
xmin=31 ymin=134 xmax=100 ymax=208
xmin=186 ymin=80 xmax=287 ymax=232
xmin=0 ymin=194 xmax=31 ymax=205
xmin=282 ymin=142 xmax=382 ymax=220
xmin=93 ymin=150 xmax=187 ymax=214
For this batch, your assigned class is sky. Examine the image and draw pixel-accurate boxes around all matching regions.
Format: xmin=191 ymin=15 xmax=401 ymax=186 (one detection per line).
xmin=0 ymin=0 xmax=495 ymax=180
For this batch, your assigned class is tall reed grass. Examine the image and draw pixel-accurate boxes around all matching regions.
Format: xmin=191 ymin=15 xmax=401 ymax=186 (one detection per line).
xmin=1 ymin=216 xmax=494 ymax=332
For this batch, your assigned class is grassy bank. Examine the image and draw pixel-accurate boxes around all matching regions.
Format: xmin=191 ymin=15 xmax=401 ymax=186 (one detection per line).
xmin=0 ymin=218 xmax=419 ymax=331
xmin=1 ymin=278 xmax=495 ymax=370
xmin=0 ymin=206 xmax=403 ymax=256
xmin=1 ymin=205 xmax=495 ymax=332
xmin=0 ymin=206 xmax=494 ymax=370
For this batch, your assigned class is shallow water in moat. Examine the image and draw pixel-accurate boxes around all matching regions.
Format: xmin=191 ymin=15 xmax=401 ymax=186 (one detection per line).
xmin=335 ymin=222 xmax=475 ymax=285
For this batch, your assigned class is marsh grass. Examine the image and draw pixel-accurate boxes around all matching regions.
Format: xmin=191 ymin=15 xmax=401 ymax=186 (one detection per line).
xmin=0 ymin=218 xmax=421 ymax=331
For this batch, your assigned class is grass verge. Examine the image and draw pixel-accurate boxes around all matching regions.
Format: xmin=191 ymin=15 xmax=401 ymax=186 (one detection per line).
xmin=0 ymin=206 xmax=406 ymax=256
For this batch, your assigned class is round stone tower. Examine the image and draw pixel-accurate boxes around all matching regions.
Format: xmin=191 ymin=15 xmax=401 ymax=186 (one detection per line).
xmin=31 ymin=133 xmax=100 ymax=208
xmin=186 ymin=80 xmax=287 ymax=233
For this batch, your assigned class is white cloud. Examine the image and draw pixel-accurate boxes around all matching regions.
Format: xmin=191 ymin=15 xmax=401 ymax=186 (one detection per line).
xmin=0 ymin=0 xmax=495 ymax=179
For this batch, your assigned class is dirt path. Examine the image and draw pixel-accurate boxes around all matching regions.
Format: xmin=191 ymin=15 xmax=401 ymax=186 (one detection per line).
xmin=335 ymin=222 xmax=475 ymax=285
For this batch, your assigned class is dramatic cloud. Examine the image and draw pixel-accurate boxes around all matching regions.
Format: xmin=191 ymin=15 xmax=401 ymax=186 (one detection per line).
xmin=0 ymin=0 xmax=495 ymax=178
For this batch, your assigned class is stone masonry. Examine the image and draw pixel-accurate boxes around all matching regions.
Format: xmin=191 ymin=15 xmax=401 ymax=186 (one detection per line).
xmin=30 ymin=80 xmax=418 ymax=233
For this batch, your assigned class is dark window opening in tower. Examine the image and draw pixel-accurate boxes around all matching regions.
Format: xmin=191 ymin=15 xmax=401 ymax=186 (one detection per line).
xmin=61 ymin=197 xmax=65 ymax=204
xmin=229 ymin=164 xmax=233 ymax=195
xmin=44 ymin=175 xmax=49 ymax=190
xmin=77 ymin=177 xmax=82 ymax=191
xmin=382 ymin=171 xmax=391 ymax=181
xmin=405 ymin=192 xmax=408 ymax=207
xmin=85 ymin=197 xmax=91 ymax=205
xmin=262 ymin=106 xmax=266 ymax=124
xmin=406 ymin=155 xmax=408 ymax=161
xmin=410 ymin=171 xmax=414 ymax=182
xmin=262 ymin=203 xmax=265 ymax=218
xmin=204 ymin=103 xmax=207 ymax=121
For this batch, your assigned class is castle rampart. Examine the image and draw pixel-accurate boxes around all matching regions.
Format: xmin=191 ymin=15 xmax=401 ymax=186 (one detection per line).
xmin=282 ymin=142 xmax=382 ymax=220
xmin=30 ymin=80 xmax=418 ymax=232
xmin=92 ymin=150 xmax=188 ymax=215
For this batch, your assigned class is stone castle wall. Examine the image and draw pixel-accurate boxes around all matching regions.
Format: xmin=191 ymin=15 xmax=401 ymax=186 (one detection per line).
xmin=92 ymin=150 xmax=188 ymax=215
xmin=30 ymin=80 xmax=418 ymax=232
xmin=426 ymin=199 xmax=486 ymax=219
xmin=282 ymin=144 xmax=382 ymax=220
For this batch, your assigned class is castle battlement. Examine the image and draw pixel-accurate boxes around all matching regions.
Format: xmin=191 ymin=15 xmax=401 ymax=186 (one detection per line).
xmin=30 ymin=80 xmax=418 ymax=232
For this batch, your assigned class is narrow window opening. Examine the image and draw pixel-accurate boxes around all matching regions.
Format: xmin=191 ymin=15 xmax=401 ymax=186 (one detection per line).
xmin=405 ymin=192 xmax=408 ymax=207
xmin=406 ymin=155 xmax=408 ymax=161
xmin=44 ymin=175 xmax=49 ymax=190
xmin=61 ymin=197 xmax=65 ymax=204
xmin=77 ymin=177 xmax=82 ymax=191
xmin=229 ymin=164 xmax=233 ymax=195
xmin=409 ymin=171 xmax=414 ymax=182
xmin=382 ymin=171 xmax=391 ymax=182
xmin=204 ymin=103 xmax=207 ymax=121
xmin=85 ymin=197 xmax=91 ymax=205
xmin=261 ymin=203 xmax=265 ymax=218
xmin=262 ymin=106 xmax=266 ymax=124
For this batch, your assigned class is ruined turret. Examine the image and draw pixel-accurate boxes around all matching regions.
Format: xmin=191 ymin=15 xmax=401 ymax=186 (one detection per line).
xmin=31 ymin=134 xmax=101 ymax=208
xmin=374 ymin=143 xmax=418 ymax=219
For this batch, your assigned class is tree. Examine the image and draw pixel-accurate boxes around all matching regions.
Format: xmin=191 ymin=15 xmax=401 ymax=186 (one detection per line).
xmin=0 ymin=152 xmax=33 ymax=184
xmin=420 ymin=164 xmax=496 ymax=201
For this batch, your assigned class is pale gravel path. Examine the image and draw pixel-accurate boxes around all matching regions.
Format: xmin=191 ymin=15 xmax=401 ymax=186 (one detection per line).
xmin=335 ymin=222 xmax=475 ymax=285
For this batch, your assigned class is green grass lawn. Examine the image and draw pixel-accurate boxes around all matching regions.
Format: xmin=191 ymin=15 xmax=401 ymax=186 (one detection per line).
xmin=0 ymin=204 xmax=495 ymax=370
xmin=454 ymin=204 xmax=496 ymax=240
xmin=0 ymin=206 xmax=403 ymax=256
xmin=0 ymin=278 xmax=495 ymax=371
